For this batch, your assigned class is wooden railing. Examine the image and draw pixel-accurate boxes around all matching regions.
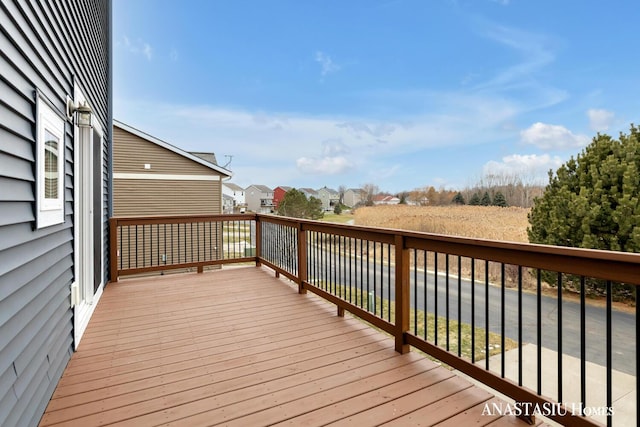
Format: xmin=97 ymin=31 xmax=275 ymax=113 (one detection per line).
xmin=109 ymin=213 xmax=640 ymax=427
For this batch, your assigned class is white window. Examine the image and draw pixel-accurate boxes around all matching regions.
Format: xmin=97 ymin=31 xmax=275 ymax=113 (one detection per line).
xmin=37 ymin=94 xmax=65 ymax=228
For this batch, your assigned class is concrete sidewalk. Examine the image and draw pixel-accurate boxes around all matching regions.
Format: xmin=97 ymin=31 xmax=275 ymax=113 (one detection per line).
xmin=457 ymin=344 xmax=636 ymax=426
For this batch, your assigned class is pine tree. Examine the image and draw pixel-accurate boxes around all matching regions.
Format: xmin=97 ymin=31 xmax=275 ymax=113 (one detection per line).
xmin=480 ymin=191 xmax=492 ymax=206
xmin=528 ymin=125 xmax=640 ymax=298
xmin=493 ymin=192 xmax=507 ymax=207
xmin=307 ymin=196 xmax=324 ymax=220
xmin=528 ymin=125 xmax=640 ymax=253
xmin=452 ymin=192 xmax=465 ymax=205
xmin=469 ymin=193 xmax=481 ymax=205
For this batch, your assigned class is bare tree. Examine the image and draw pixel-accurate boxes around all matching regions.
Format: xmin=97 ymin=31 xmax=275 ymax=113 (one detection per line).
xmin=361 ymin=183 xmax=380 ymax=206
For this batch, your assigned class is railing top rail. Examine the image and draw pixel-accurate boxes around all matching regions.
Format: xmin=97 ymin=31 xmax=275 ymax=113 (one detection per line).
xmin=256 ymin=214 xmax=640 ymax=284
xmin=111 ymin=213 xmax=258 ymax=226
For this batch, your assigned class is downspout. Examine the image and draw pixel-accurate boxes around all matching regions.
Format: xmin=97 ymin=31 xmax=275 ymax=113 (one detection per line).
xmin=107 ymin=0 xmax=114 ymax=281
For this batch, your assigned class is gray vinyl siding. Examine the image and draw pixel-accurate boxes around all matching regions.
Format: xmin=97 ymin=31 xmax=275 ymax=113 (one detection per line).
xmin=0 ymin=1 xmax=111 ymax=426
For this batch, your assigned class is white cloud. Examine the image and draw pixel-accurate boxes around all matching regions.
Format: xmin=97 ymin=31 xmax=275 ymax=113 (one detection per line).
xmin=587 ymin=108 xmax=614 ymax=132
xmin=121 ymin=35 xmax=153 ymax=60
xmin=520 ymin=122 xmax=589 ymax=150
xmin=315 ymin=51 xmax=340 ymax=76
xmin=296 ymin=156 xmax=353 ymax=175
xmin=484 ymin=153 xmax=563 ymax=182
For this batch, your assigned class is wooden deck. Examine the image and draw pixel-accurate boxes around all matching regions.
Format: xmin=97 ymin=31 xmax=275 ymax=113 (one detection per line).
xmin=40 ymin=266 xmax=543 ymax=427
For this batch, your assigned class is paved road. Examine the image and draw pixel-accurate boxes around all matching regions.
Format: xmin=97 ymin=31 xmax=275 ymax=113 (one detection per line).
xmin=304 ymin=250 xmax=636 ymax=375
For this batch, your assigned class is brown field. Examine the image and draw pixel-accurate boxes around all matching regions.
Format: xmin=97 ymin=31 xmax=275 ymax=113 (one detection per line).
xmin=353 ymin=205 xmax=530 ymax=243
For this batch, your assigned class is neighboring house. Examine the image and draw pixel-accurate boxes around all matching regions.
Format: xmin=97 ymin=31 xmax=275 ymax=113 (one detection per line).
xmin=299 ymin=187 xmax=319 ymax=200
xmin=222 ymin=182 xmax=247 ymax=212
xmin=222 ymin=194 xmax=235 ymax=214
xmin=373 ymin=195 xmax=401 ymax=205
xmin=344 ymin=188 xmax=364 ymax=207
xmin=317 ymin=186 xmax=340 ymax=211
xmin=273 ymin=186 xmax=292 ymax=209
xmin=245 ymin=185 xmax=275 ymax=213
xmin=113 ymin=121 xmax=232 ymax=216
xmin=0 ymin=2 xmax=112 ymax=426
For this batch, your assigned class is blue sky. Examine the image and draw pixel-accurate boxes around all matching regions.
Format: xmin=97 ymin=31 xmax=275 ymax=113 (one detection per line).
xmin=113 ymin=0 xmax=639 ymax=193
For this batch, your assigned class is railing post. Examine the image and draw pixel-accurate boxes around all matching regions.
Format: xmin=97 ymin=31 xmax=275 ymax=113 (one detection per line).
xmin=255 ymin=215 xmax=262 ymax=267
xmin=109 ymin=218 xmax=118 ymax=283
xmin=297 ymin=222 xmax=307 ymax=294
xmin=394 ymin=234 xmax=409 ymax=354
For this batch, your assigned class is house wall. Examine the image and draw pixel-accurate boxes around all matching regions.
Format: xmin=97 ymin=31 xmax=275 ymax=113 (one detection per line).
xmin=0 ymin=1 xmax=111 ymax=426
xmin=113 ymin=126 xmax=223 ymax=217
xmin=273 ymin=187 xmax=289 ymax=209
xmin=344 ymin=190 xmax=362 ymax=207
xmin=245 ymin=186 xmax=274 ymax=213
xmin=222 ymin=184 xmax=245 ymax=206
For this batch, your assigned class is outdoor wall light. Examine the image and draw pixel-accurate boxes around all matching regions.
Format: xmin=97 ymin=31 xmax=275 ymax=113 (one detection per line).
xmin=67 ymin=99 xmax=93 ymax=128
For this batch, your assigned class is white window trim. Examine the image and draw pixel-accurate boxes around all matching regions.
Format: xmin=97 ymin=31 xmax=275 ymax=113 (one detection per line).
xmin=36 ymin=93 xmax=65 ymax=228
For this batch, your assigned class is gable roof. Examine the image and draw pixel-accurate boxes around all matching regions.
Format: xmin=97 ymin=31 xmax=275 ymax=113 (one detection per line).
xmin=318 ymin=186 xmax=339 ymax=195
xmin=247 ymin=184 xmax=273 ymax=193
xmin=299 ymin=187 xmax=318 ymax=196
xmin=224 ymin=182 xmax=245 ymax=192
xmin=114 ymin=120 xmax=232 ymax=178
xmin=275 ymin=186 xmax=292 ymax=191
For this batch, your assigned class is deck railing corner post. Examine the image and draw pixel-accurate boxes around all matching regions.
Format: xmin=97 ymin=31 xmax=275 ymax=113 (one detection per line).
xmin=255 ymin=214 xmax=262 ymax=267
xmin=394 ymin=234 xmax=410 ymax=354
xmin=108 ymin=217 xmax=118 ymax=283
xmin=297 ymin=222 xmax=308 ymax=294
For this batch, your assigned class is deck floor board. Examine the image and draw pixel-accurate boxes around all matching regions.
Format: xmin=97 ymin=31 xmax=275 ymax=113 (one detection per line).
xmin=39 ymin=267 xmax=541 ymax=427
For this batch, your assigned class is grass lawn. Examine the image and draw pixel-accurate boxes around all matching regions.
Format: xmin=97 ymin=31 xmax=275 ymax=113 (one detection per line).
xmin=320 ymin=213 xmax=355 ymax=224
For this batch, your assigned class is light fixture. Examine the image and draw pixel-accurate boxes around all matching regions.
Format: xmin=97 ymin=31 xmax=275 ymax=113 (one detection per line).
xmin=67 ymin=99 xmax=93 ymax=128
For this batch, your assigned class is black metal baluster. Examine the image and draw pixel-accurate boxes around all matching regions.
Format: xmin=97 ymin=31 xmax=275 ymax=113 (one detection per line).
xmin=135 ymin=225 xmax=138 ymax=267
xmin=471 ymin=258 xmax=475 ymax=363
xmin=359 ymin=239 xmax=364 ymax=308
xmin=518 ymin=265 xmax=522 ymax=386
xmin=365 ymin=240 xmax=370 ymax=311
xmin=537 ymin=269 xmax=542 ymax=395
xmin=606 ymin=280 xmax=612 ymax=427
xmin=424 ymin=250 xmax=428 ymax=340
xmin=485 ymin=260 xmax=489 ymax=371
xmin=580 ymin=276 xmax=586 ymax=411
xmin=373 ymin=242 xmax=377 ymax=314
xmin=414 ymin=249 xmax=418 ymax=334
xmin=558 ymin=272 xmax=563 ymax=402
xmin=636 ymin=286 xmax=640 ymax=427
xmin=501 ymin=263 xmax=505 ymax=378
xmin=434 ymin=252 xmax=438 ymax=346
xmin=446 ymin=254 xmax=450 ymax=352
xmin=458 ymin=255 xmax=462 ymax=357
xmin=387 ymin=243 xmax=391 ymax=322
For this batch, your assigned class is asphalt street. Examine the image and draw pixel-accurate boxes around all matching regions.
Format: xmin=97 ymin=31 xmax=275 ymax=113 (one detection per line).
xmin=306 ymin=250 xmax=636 ymax=375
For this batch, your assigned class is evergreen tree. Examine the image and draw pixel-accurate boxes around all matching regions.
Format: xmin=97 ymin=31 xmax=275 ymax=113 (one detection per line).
xmin=528 ymin=125 xmax=640 ymax=298
xmin=333 ymin=204 xmax=342 ymax=215
xmin=277 ymin=189 xmax=308 ymax=218
xmin=277 ymin=189 xmax=324 ymax=220
xmin=493 ymin=192 xmax=507 ymax=207
xmin=528 ymin=125 xmax=640 ymax=253
xmin=480 ymin=191 xmax=492 ymax=206
xmin=307 ymin=196 xmax=324 ymax=220
xmin=452 ymin=192 xmax=465 ymax=205
xmin=469 ymin=193 xmax=481 ymax=205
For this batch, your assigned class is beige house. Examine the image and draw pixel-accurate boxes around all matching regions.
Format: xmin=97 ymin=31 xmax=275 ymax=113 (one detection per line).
xmin=113 ymin=121 xmax=232 ymax=216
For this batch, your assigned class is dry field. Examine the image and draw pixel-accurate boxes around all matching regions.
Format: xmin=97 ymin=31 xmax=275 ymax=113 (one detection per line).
xmin=351 ymin=205 xmax=535 ymax=290
xmin=353 ymin=205 xmax=530 ymax=242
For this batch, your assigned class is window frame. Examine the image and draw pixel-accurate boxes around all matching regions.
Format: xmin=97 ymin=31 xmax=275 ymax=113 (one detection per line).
xmin=36 ymin=93 xmax=66 ymax=228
